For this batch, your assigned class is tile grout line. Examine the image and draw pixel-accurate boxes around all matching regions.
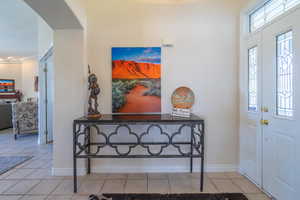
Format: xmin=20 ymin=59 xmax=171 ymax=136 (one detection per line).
xmin=209 ymin=177 xmax=221 ymax=193
xmin=146 ymin=174 xmax=149 ymax=193
xmin=167 ymin=175 xmax=171 ymax=193
xmin=123 ymin=177 xmax=128 ymax=193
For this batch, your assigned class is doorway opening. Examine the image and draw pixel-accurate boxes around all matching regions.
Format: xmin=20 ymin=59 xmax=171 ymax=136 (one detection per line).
xmin=0 ymin=0 xmax=54 ymax=174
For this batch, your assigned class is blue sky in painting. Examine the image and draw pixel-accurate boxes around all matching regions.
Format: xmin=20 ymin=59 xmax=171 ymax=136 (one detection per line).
xmin=112 ymin=47 xmax=161 ymax=64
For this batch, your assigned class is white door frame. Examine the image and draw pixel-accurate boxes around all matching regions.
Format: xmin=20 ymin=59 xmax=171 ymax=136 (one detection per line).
xmin=38 ymin=47 xmax=53 ymax=145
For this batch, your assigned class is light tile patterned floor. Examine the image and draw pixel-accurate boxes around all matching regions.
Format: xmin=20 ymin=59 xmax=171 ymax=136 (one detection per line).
xmin=0 ymin=129 xmax=271 ymax=200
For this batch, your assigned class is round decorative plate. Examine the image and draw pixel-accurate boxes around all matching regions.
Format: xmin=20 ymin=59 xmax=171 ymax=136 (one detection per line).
xmin=171 ymin=87 xmax=195 ymax=109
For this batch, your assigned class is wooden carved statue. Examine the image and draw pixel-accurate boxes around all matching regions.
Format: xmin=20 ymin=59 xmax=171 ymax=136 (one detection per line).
xmin=87 ymin=65 xmax=101 ymax=118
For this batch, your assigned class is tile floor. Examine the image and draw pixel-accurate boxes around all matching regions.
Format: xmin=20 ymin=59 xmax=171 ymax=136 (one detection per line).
xmin=0 ymin=129 xmax=271 ymax=200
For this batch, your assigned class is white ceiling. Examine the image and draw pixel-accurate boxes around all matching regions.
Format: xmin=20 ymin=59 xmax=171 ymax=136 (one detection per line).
xmin=0 ymin=0 xmax=38 ymax=59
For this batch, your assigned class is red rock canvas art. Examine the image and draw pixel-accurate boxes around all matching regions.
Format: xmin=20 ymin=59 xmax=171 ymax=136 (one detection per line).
xmin=112 ymin=47 xmax=161 ymax=113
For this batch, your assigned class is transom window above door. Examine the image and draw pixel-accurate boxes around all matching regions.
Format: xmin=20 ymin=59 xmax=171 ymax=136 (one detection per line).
xmin=249 ymin=0 xmax=300 ymax=32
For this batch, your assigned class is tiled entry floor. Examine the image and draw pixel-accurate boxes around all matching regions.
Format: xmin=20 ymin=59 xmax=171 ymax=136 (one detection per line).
xmin=0 ymin=130 xmax=271 ymax=200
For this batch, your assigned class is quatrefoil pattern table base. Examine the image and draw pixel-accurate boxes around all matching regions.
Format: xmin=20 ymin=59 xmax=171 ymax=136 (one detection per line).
xmin=72 ymin=114 xmax=205 ymax=193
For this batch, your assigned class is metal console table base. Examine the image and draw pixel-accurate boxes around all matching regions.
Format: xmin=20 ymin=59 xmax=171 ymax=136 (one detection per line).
xmin=73 ymin=114 xmax=205 ymax=193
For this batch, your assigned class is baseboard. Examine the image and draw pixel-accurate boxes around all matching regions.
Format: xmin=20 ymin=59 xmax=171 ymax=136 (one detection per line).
xmin=205 ymin=164 xmax=237 ymax=172
xmin=52 ymin=164 xmax=237 ymax=176
xmin=92 ymin=164 xmax=237 ymax=173
xmin=52 ymin=167 xmax=86 ymax=176
xmin=238 ymin=166 xmax=245 ymax=174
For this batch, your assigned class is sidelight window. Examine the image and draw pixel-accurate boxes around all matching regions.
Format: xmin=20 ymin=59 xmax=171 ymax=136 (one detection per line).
xmin=276 ymin=31 xmax=294 ymax=117
xmin=248 ymin=46 xmax=258 ymax=112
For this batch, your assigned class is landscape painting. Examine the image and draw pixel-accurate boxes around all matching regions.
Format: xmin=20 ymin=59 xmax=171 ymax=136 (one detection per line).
xmin=112 ymin=47 xmax=161 ymax=113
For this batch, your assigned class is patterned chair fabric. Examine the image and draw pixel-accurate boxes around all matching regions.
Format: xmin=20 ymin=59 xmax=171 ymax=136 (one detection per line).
xmin=12 ymin=102 xmax=38 ymax=138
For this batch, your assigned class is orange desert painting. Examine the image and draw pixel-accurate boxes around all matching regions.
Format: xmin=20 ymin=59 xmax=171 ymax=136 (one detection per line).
xmin=112 ymin=47 xmax=161 ymax=113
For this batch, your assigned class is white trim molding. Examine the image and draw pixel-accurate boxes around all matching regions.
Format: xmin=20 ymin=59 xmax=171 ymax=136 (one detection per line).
xmin=52 ymin=168 xmax=87 ymax=176
xmin=52 ymin=164 xmax=237 ymax=176
xmin=205 ymin=164 xmax=237 ymax=173
xmin=0 ymin=60 xmax=22 ymax=64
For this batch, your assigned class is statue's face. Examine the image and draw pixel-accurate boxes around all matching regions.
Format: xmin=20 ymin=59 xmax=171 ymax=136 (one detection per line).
xmin=89 ymin=74 xmax=97 ymax=83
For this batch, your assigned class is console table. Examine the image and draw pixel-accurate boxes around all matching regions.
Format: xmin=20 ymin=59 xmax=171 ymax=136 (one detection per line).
xmin=73 ymin=114 xmax=205 ymax=193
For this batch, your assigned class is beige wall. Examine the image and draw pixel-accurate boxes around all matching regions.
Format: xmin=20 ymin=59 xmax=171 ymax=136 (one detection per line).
xmin=0 ymin=63 xmax=23 ymax=91
xmin=52 ymin=29 xmax=86 ymax=175
xmin=27 ymin=0 xmax=249 ymax=174
xmin=84 ymin=0 xmax=246 ymax=172
xmin=22 ymin=59 xmax=38 ymax=99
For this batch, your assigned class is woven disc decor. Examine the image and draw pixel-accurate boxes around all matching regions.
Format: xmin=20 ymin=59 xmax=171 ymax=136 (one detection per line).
xmin=171 ymin=87 xmax=195 ymax=109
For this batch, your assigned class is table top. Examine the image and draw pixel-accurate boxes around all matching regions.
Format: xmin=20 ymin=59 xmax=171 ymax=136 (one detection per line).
xmin=74 ymin=113 xmax=204 ymax=124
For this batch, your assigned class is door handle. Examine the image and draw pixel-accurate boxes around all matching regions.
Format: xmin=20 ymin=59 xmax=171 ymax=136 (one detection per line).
xmin=260 ymin=119 xmax=269 ymax=125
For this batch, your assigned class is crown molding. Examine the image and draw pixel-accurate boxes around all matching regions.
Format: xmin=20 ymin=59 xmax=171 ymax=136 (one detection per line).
xmin=0 ymin=61 xmax=22 ymax=64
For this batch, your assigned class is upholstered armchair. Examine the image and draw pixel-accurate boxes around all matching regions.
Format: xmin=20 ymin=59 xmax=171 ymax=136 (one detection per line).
xmin=11 ymin=102 xmax=38 ymax=140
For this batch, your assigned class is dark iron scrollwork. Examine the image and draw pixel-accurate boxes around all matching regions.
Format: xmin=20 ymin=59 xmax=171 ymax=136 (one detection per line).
xmin=170 ymin=124 xmax=193 ymax=156
xmin=108 ymin=124 xmax=139 ymax=156
xmin=87 ymin=125 xmax=108 ymax=155
xmin=190 ymin=124 xmax=202 ymax=154
xmin=75 ymin=124 xmax=89 ymax=153
xmin=140 ymin=124 xmax=171 ymax=156
xmin=74 ymin=123 xmax=202 ymax=158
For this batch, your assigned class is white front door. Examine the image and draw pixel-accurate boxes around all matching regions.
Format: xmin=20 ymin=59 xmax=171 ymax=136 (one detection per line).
xmin=261 ymin=10 xmax=300 ymax=200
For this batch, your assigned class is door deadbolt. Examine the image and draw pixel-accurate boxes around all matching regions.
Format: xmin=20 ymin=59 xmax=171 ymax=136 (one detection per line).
xmin=261 ymin=107 xmax=269 ymax=112
xmin=260 ymin=119 xmax=269 ymax=125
